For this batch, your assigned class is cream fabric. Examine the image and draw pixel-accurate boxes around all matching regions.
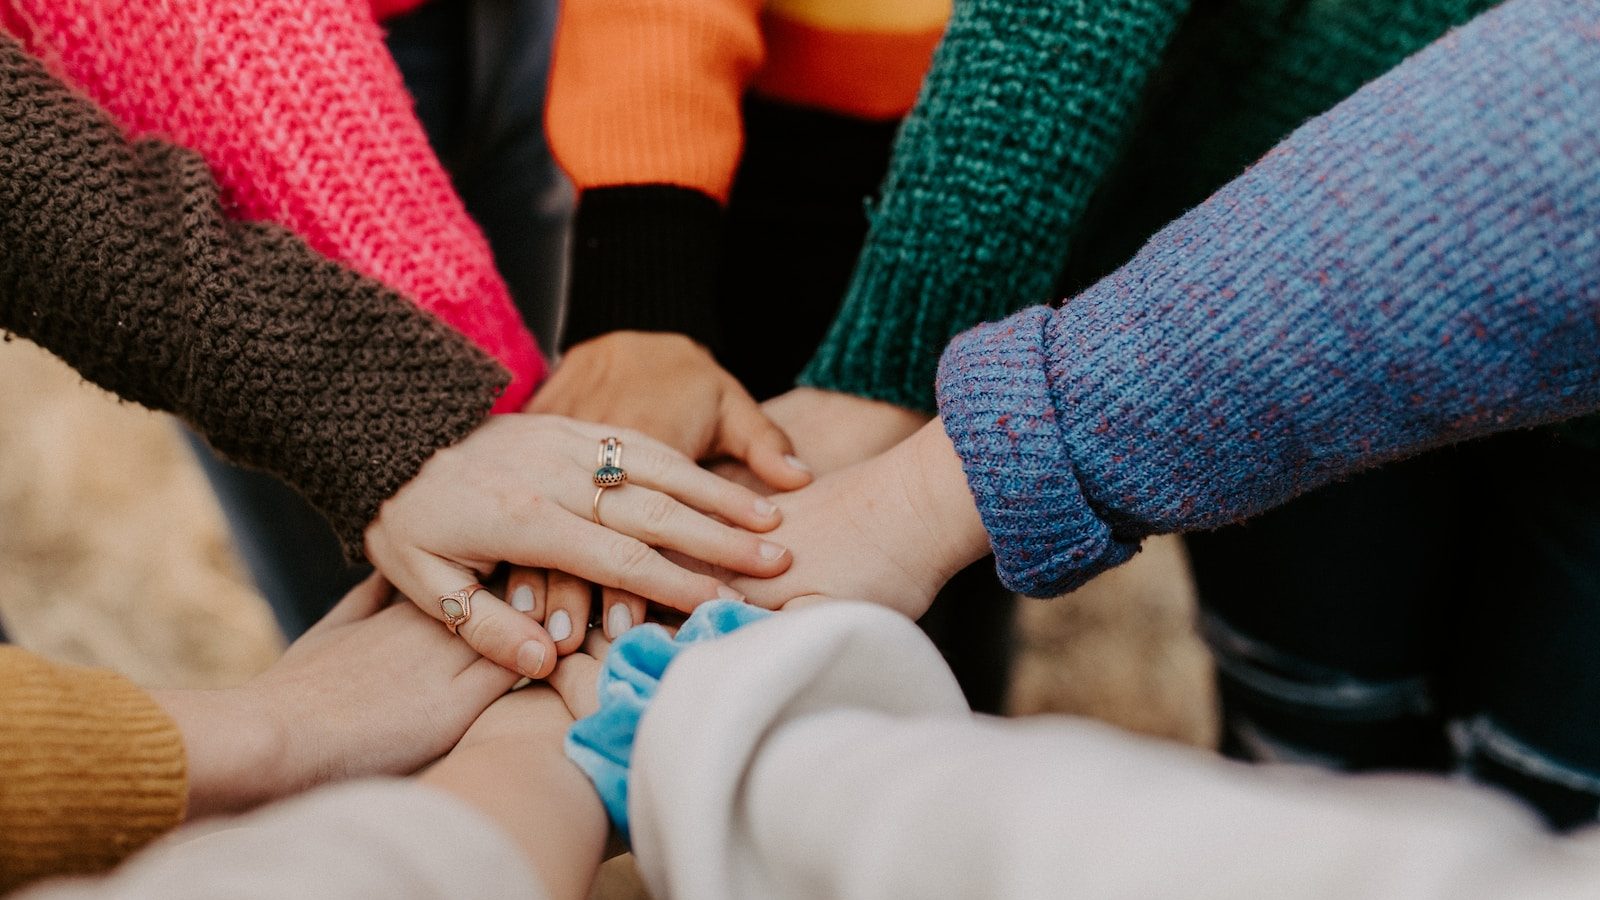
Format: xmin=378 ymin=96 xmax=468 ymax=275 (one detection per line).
xmin=631 ymin=602 xmax=1600 ymax=900
xmin=19 ymin=780 xmax=544 ymax=900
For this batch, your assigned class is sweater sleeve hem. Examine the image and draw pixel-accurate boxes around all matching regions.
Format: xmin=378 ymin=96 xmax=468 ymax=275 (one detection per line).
xmin=560 ymin=185 xmax=725 ymax=352
xmin=935 ymin=307 xmax=1139 ymax=596
xmin=0 ymin=650 xmax=186 ymax=891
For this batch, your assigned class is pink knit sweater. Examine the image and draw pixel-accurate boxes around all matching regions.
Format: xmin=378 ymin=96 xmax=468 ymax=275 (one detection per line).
xmin=0 ymin=0 xmax=543 ymax=412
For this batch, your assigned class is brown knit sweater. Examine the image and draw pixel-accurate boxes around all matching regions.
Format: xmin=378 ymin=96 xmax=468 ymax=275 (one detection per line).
xmin=0 ymin=33 xmax=509 ymax=558
xmin=0 ymin=649 xmax=186 ymax=891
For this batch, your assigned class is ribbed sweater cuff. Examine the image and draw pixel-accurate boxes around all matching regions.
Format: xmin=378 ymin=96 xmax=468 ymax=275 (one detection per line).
xmin=561 ymin=185 xmax=725 ymax=352
xmin=935 ymin=307 xmax=1139 ymax=596
xmin=801 ymin=0 xmax=1191 ymax=412
xmin=0 ymin=649 xmax=186 ymax=891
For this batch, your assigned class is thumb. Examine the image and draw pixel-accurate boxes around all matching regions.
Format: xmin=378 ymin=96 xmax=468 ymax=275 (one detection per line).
xmin=715 ymin=390 xmax=813 ymax=491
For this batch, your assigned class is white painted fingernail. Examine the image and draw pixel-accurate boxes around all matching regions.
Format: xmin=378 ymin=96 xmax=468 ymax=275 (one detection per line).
xmin=716 ymin=585 xmax=745 ymax=601
xmin=759 ymin=541 xmax=788 ymax=561
xmin=754 ymin=498 xmax=778 ymax=517
xmin=606 ymin=604 xmax=632 ymax=639
xmin=547 ymin=609 xmax=573 ymax=642
xmin=516 ymin=641 xmax=547 ymax=677
xmin=510 ymin=584 xmax=536 ymax=612
xmin=784 ymin=454 xmax=812 ymax=473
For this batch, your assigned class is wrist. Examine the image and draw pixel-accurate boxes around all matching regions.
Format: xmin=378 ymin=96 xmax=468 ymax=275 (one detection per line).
xmin=901 ymin=419 xmax=991 ymax=582
xmin=152 ymin=687 xmax=287 ymax=819
xmin=561 ymin=186 xmax=725 ymax=352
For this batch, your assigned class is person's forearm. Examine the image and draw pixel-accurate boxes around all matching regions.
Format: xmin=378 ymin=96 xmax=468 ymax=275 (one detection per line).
xmin=148 ymin=690 xmax=283 ymax=820
xmin=422 ymin=733 xmax=607 ymax=900
xmin=0 ymin=35 xmax=507 ymax=558
xmin=14 ymin=781 xmax=548 ymax=900
xmin=799 ymin=0 xmax=1191 ymax=411
xmin=937 ymin=0 xmax=1600 ymax=596
xmin=6 ymin=0 xmax=544 ymax=408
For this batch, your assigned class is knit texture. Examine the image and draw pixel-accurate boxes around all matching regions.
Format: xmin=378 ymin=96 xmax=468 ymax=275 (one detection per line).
xmin=1060 ymin=0 xmax=1498 ymax=291
xmin=0 ymin=648 xmax=186 ymax=891
xmin=801 ymin=0 xmax=1499 ymax=412
xmin=547 ymin=0 xmax=944 ymax=201
xmin=0 ymin=35 xmax=508 ymax=560
xmin=936 ymin=0 xmax=1600 ymax=596
xmin=560 ymin=185 xmax=727 ymax=351
xmin=546 ymin=0 xmax=946 ymax=348
xmin=800 ymin=0 xmax=1189 ymax=411
xmin=1 ymin=0 xmax=545 ymax=410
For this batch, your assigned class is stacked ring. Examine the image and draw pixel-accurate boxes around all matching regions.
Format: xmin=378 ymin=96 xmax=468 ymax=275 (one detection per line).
xmin=593 ymin=437 xmax=627 ymax=525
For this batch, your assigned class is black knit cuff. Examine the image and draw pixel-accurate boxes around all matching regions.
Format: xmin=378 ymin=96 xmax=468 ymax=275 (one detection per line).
xmin=561 ymin=185 xmax=725 ymax=352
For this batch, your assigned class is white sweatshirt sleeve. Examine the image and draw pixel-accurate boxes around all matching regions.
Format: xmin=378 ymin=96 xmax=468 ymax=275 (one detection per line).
xmin=18 ymin=780 xmax=546 ymax=900
xmin=628 ymin=602 xmax=1600 ymax=900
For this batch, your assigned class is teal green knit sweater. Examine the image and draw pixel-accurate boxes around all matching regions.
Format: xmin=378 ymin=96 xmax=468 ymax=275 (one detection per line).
xmin=799 ymin=0 xmax=1494 ymax=412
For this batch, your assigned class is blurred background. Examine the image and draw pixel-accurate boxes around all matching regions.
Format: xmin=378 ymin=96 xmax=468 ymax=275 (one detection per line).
xmin=0 ymin=333 xmax=1216 ymax=896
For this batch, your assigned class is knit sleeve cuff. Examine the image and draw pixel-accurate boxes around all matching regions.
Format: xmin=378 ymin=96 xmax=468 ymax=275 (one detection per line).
xmin=564 ymin=600 xmax=771 ymax=842
xmin=0 ymin=649 xmax=186 ymax=890
xmin=798 ymin=276 xmax=1011 ymax=415
xmin=560 ymin=185 xmax=725 ymax=352
xmin=935 ymin=307 xmax=1139 ymax=596
xmin=181 ymin=227 xmax=510 ymax=563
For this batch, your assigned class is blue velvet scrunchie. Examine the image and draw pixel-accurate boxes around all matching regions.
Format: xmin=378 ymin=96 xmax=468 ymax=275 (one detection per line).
xmin=564 ymin=600 xmax=772 ymax=841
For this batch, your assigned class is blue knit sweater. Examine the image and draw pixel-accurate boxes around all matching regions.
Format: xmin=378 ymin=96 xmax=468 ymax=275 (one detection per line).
xmin=936 ymin=0 xmax=1600 ymax=598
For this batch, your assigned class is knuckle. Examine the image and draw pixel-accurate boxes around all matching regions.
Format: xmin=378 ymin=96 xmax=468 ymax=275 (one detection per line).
xmin=638 ymin=441 xmax=685 ymax=470
xmin=612 ymin=538 xmax=659 ymax=581
xmin=638 ymin=491 xmax=678 ymax=534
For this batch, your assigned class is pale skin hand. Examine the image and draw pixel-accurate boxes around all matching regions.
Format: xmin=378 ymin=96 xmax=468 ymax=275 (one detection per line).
xmin=728 ymin=420 xmax=992 ymax=619
xmin=420 ymin=684 xmax=608 ymax=900
xmin=515 ymin=331 xmax=812 ymax=651
xmin=707 ymin=388 xmax=933 ymax=494
xmin=153 ymin=575 xmax=521 ymax=820
xmin=762 ymin=387 xmax=933 ymax=478
xmin=363 ymin=413 xmax=791 ymax=679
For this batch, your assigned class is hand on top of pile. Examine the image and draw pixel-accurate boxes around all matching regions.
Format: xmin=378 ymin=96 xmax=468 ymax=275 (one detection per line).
xmin=507 ymin=331 xmax=813 ymax=654
xmin=362 ymin=413 xmax=793 ymax=679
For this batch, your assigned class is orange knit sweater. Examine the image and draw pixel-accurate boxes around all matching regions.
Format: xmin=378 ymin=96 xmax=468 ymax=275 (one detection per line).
xmin=0 ymin=649 xmax=186 ymax=892
xmin=547 ymin=0 xmax=950 ymax=351
xmin=548 ymin=0 xmax=950 ymax=201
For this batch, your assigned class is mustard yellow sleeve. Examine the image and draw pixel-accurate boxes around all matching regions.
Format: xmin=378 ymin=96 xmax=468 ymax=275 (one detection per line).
xmin=0 ymin=647 xmax=186 ymax=891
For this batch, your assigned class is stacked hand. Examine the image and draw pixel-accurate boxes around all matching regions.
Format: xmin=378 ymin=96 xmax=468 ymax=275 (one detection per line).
xmin=363 ymin=412 xmax=794 ymax=678
xmin=726 ymin=420 xmax=992 ymax=619
xmin=361 ymin=329 xmax=984 ymax=683
xmin=155 ymin=575 xmax=523 ymax=818
xmin=511 ymin=333 xmax=846 ymax=650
